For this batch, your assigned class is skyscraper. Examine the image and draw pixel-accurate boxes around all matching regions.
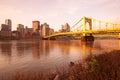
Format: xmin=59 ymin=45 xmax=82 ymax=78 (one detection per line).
xmin=32 ymin=21 xmax=40 ymax=33
xmin=41 ymin=23 xmax=50 ymax=37
xmin=1 ymin=24 xmax=9 ymax=31
xmin=5 ymin=19 xmax=12 ymax=31
xmin=62 ymin=23 xmax=70 ymax=32
xmin=17 ymin=24 xmax=25 ymax=37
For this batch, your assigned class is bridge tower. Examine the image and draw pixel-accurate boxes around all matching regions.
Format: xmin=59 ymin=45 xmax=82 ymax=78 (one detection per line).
xmin=81 ymin=16 xmax=94 ymax=41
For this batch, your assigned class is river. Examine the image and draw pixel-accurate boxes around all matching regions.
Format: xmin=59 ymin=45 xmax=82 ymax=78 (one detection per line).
xmin=0 ymin=39 xmax=120 ymax=77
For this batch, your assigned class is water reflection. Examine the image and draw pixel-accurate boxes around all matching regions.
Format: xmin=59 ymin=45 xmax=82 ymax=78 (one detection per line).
xmin=81 ymin=41 xmax=94 ymax=59
xmin=40 ymin=40 xmax=50 ymax=56
xmin=0 ymin=40 xmax=120 ymax=76
xmin=15 ymin=41 xmax=52 ymax=59
xmin=32 ymin=40 xmax=51 ymax=59
xmin=32 ymin=41 xmax=40 ymax=59
xmin=0 ymin=42 xmax=12 ymax=63
xmin=16 ymin=42 xmax=25 ymax=56
xmin=57 ymin=41 xmax=71 ymax=55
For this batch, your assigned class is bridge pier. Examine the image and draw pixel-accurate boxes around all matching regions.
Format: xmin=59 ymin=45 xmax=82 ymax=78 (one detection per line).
xmin=81 ymin=35 xmax=94 ymax=41
xmin=49 ymin=37 xmax=56 ymax=40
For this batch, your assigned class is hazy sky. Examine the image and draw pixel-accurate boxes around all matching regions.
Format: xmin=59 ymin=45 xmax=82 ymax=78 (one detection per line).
xmin=0 ymin=0 xmax=120 ymax=31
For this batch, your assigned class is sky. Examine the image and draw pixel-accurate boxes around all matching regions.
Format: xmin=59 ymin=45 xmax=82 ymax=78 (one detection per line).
xmin=0 ymin=0 xmax=120 ymax=31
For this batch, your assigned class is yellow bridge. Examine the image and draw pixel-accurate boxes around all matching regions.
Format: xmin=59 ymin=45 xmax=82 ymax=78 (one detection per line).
xmin=43 ymin=16 xmax=120 ymax=40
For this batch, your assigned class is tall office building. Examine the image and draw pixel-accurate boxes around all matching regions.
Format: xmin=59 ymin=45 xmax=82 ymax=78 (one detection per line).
xmin=17 ymin=24 xmax=25 ymax=37
xmin=41 ymin=23 xmax=50 ymax=37
xmin=62 ymin=23 xmax=70 ymax=32
xmin=1 ymin=24 xmax=9 ymax=31
xmin=5 ymin=19 xmax=12 ymax=31
xmin=32 ymin=21 xmax=40 ymax=33
xmin=24 ymin=26 xmax=33 ymax=35
xmin=0 ymin=24 xmax=12 ymax=37
xmin=17 ymin=24 xmax=24 ymax=32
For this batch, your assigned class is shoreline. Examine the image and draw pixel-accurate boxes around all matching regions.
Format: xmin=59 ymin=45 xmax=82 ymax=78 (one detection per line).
xmin=0 ymin=50 xmax=119 ymax=80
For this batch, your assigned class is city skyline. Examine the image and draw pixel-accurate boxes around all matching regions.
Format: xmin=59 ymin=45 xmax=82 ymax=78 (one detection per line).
xmin=0 ymin=0 xmax=120 ymax=31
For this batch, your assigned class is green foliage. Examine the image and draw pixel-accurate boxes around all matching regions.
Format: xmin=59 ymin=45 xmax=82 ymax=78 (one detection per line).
xmin=90 ymin=59 xmax=100 ymax=72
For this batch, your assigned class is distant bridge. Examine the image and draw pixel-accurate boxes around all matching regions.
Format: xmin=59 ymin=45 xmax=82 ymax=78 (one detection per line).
xmin=43 ymin=16 xmax=120 ymax=41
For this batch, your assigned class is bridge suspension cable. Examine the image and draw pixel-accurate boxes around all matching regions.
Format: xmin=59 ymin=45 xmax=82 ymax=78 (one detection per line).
xmin=44 ymin=16 xmax=120 ymax=39
xmin=70 ymin=17 xmax=83 ymax=31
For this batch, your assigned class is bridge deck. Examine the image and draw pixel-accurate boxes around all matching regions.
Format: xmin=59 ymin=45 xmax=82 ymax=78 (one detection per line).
xmin=44 ymin=28 xmax=120 ymax=39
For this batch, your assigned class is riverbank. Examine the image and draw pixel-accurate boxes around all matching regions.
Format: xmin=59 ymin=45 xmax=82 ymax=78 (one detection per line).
xmin=5 ymin=50 xmax=119 ymax=80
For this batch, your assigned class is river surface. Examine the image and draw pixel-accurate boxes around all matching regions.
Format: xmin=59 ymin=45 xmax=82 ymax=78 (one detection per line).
xmin=0 ymin=39 xmax=120 ymax=77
